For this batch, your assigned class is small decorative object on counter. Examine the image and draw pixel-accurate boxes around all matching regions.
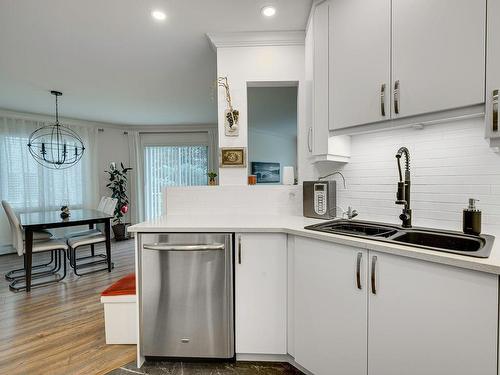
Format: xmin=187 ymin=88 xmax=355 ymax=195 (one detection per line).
xmin=60 ymin=205 xmax=70 ymax=219
xmin=218 ymin=76 xmax=239 ymax=137
xmin=220 ymin=147 xmax=246 ymax=168
xmin=283 ymin=166 xmax=295 ymax=185
xmin=105 ymin=162 xmax=133 ymax=241
xmin=463 ymin=198 xmax=482 ymax=235
xmin=248 ymin=175 xmax=257 ymax=185
xmin=207 ymin=170 xmax=218 ymax=186
xmin=251 ymin=162 xmax=280 ymax=183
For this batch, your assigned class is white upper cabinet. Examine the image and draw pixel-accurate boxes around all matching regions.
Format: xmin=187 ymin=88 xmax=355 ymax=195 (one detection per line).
xmin=329 ymin=0 xmax=391 ymax=130
xmin=311 ymin=1 xmax=329 ymax=155
xmin=327 ymin=0 xmax=487 ymax=132
xmin=304 ymin=10 xmax=314 ymax=156
xmin=368 ymin=251 xmax=498 ymax=375
xmin=294 ymin=237 xmax=368 ymax=375
xmin=235 ymin=233 xmax=287 ymax=355
xmin=392 ymin=0 xmax=486 ymax=119
xmin=305 ymin=1 xmax=351 ymax=162
xmin=486 ymin=0 xmax=500 ymax=142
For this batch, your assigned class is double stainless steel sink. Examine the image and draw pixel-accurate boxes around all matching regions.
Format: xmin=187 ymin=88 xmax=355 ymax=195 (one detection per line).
xmin=305 ymin=219 xmax=494 ymax=258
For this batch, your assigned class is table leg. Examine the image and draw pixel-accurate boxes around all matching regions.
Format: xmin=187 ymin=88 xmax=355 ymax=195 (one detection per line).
xmin=89 ymin=223 xmax=95 ymax=256
xmin=104 ymin=219 xmax=112 ymax=272
xmin=25 ymin=228 xmax=33 ymax=292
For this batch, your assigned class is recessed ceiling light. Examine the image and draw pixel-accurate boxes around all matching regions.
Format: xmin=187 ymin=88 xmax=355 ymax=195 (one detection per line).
xmin=261 ymin=6 xmax=276 ymax=17
xmin=151 ymin=10 xmax=166 ymax=21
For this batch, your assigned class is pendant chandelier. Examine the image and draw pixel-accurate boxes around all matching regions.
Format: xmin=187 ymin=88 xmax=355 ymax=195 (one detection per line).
xmin=28 ymin=91 xmax=85 ymax=169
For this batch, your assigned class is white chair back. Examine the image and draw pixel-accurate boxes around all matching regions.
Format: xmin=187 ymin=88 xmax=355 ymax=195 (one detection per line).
xmin=95 ymin=197 xmax=118 ymax=233
xmin=97 ymin=197 xmax=107 ymax=211
xmin=1 ymin=200 xmax=24 ymax=256
xmin=103 ymin=197 xmax=118 ymax=216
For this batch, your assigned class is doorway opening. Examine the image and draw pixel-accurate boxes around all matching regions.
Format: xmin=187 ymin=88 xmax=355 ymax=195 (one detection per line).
xmin=247 ymin=83 xmax=298 ymax=184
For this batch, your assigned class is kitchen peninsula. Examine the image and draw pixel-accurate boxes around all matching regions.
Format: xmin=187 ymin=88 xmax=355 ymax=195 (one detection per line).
xmin=128 ymin=186 xmax=500 ymax=375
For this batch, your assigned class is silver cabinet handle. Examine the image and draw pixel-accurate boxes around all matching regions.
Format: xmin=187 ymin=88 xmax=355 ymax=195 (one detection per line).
xmin=238 ymin=235 xmax=242 ymax=264
xmin=381 ymin=83 xmax=386 ymax=117
xmin=143 ymin=243 xmax=225 ymax=251
xmin=356 ymin=252 xmax=363 ymax=290
xmin=307 ymin=127 xmax=313 ymax=152
xmin=394 ymin=80 xmax=400 ymax=115
xmin=371 ymin=255 xmax=377 ymax=295
xmin=493 ymin=89 xmax=498 ymax=132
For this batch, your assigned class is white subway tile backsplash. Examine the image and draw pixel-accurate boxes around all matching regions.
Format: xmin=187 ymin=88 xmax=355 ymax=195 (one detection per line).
xmin=335 ymin=117 xmax=500 ymax=235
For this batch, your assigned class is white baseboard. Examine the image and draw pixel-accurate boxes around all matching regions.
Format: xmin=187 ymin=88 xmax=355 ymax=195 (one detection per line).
xmin=0 ymin=244 xmax=15 ymax=255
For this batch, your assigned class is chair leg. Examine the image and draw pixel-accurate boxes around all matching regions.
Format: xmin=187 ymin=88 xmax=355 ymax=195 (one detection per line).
xmin=72 ymin=244 xmax=114 ymax=276
xmin=9 ymin=250 xmax=67 ymax=292
xmin=5 ymin=251 xmax=58 ymax=281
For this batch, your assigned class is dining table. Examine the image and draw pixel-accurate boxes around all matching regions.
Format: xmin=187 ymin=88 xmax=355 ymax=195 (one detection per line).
xmin=19 ymin=208 xmax=113 ymax=292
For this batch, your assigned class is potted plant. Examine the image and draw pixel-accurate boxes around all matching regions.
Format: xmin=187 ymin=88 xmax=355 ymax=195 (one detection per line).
xmin=105 ymin=162 xmax=133 ymax=240
xmin=207 ymin=170 xmax=217 ymax=186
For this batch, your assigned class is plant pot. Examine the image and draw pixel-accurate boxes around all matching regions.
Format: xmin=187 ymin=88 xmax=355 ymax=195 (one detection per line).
xmin=209 ymin=178 xmax=217 ymax=186
xmin=112 ymin=223 xmax=128 ymax=241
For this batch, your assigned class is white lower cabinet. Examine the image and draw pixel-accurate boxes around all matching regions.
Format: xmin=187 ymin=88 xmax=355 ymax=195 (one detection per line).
xmin=235 ymin=233 xmax=287 ymax=354
xmin=367 ymin=251 xmax=498 ymax=375
xmin=294 ymin=237 xmax=368 ymax=374
xmin=293 ymin=236 xmax=498 ymax=375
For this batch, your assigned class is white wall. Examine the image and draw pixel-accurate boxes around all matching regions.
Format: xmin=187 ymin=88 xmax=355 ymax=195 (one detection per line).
xmin=216 ymin=44 xmax=305 ymax=185
xmin=164 ymin=185 xmax=303 ymax=216
xmin=315 ymin=117 xmax=500 ymax=236
xmin=96 ymin=127 xmax=132 ymax=224
xmin=248 ymin=129 xmax=297 ymax=182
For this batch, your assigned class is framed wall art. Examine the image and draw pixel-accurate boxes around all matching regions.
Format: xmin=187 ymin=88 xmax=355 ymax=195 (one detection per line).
xmin=219 ymin=147 xmax=246 ymax=168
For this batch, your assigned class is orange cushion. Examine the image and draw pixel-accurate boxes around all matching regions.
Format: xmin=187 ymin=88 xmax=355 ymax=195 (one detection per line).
xmin=101 ymin=273 xmax=136 ymax=296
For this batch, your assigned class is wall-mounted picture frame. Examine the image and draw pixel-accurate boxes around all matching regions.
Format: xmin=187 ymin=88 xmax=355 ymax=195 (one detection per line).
xmin=219 ymin=147 xmax=246 ymax=168
xmin=251 ymin=162 xmax=280 ymax=183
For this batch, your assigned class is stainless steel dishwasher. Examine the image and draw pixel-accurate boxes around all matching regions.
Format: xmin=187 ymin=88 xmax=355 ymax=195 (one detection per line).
xmin=139 ymin=233 xmax=234 ymax=359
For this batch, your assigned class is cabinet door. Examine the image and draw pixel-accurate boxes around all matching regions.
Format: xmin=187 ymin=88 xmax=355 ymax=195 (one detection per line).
xmin=392 ymin=0 xmax=486 ymax=119
xmin=235 ymin=233 xmax=287 ymax=354
xmin=305 ymin=8 xmax=314 ymax=156
xmin=294 ymin=237 xmax=368 ymax=375
xmin=312 ymin=1 xmax=329 ymax=155
xmin=486 ymin=0 xmax=500 ymax=139
xmin=368 ymin=251 xmax=498 ymax=375
xmin=329 ymin=0 xmax=391 ymax=130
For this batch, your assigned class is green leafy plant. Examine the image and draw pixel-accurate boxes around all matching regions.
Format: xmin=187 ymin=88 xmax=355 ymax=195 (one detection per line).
xmin=207 ymin=171 xmax=217 ymax=179
xmin=105 ymin=162 xmax=132 ymax=224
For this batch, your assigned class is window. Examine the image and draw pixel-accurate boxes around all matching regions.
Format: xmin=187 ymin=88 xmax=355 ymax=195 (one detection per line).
xmin=0 ymin=127 xmax=90 ymax=213
xmin=143 ymin=144 xmax=208 ymax=219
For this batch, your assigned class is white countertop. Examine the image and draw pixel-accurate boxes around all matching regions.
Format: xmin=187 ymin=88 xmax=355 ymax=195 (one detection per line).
xmin=128 ymin=214 xmax=500 ymax=275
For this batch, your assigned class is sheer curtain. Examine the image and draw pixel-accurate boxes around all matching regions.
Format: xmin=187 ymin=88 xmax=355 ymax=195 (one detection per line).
xmin=0 ymin=115 xmax=98 ymax=246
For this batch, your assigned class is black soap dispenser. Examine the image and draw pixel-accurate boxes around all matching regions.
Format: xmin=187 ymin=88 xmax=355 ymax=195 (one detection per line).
xmin=463 ymin=198 xmax=481 ymax=235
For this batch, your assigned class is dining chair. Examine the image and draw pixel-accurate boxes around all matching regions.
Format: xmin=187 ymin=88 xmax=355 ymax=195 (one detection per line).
xmin=67 ymin=197 xmax=117 ymax=276
xmin=2 ymin=200 xmax=57 ymax=282
xmin=2 ymin=201 xmax=68 ymax=292
xmin=64 ymin=196 xmax=108 ymax=239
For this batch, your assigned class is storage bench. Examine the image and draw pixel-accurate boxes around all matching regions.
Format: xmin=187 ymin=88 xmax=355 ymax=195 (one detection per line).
xmin=100 ymin=273 xmax=137 ymax=344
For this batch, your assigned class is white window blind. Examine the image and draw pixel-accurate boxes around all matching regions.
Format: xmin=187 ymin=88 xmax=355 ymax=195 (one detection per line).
xmin=142 ymin=133 xmax=209 ymax=220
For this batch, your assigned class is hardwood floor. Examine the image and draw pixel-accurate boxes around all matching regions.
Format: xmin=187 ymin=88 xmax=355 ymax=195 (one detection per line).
xmin=0 ymin=239 xmax=137 ymax=375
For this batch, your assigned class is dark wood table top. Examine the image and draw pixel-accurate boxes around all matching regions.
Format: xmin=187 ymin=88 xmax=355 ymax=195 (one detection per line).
xmin=19 ymin=209 xmax=113 ymax=230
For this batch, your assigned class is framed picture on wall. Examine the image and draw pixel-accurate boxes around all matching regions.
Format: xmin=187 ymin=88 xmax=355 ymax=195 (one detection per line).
xmin=251 ymin=162 xmax=280 ymax=183
xmin=219 ymin=147 xmax=246 ymax=168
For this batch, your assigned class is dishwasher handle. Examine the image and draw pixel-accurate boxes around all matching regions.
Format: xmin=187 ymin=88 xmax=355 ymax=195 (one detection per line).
xmin=143 ymin=243 xmax=225 ymax=251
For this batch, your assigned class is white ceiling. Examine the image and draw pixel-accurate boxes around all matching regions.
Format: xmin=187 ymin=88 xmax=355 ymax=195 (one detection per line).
xmin=0 ymin=0 xmax=311 ymax=125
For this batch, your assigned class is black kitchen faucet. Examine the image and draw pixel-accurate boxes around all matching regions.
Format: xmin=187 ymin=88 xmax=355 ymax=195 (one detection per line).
xmin=395 ymin=146 xmax=412 ymax=228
